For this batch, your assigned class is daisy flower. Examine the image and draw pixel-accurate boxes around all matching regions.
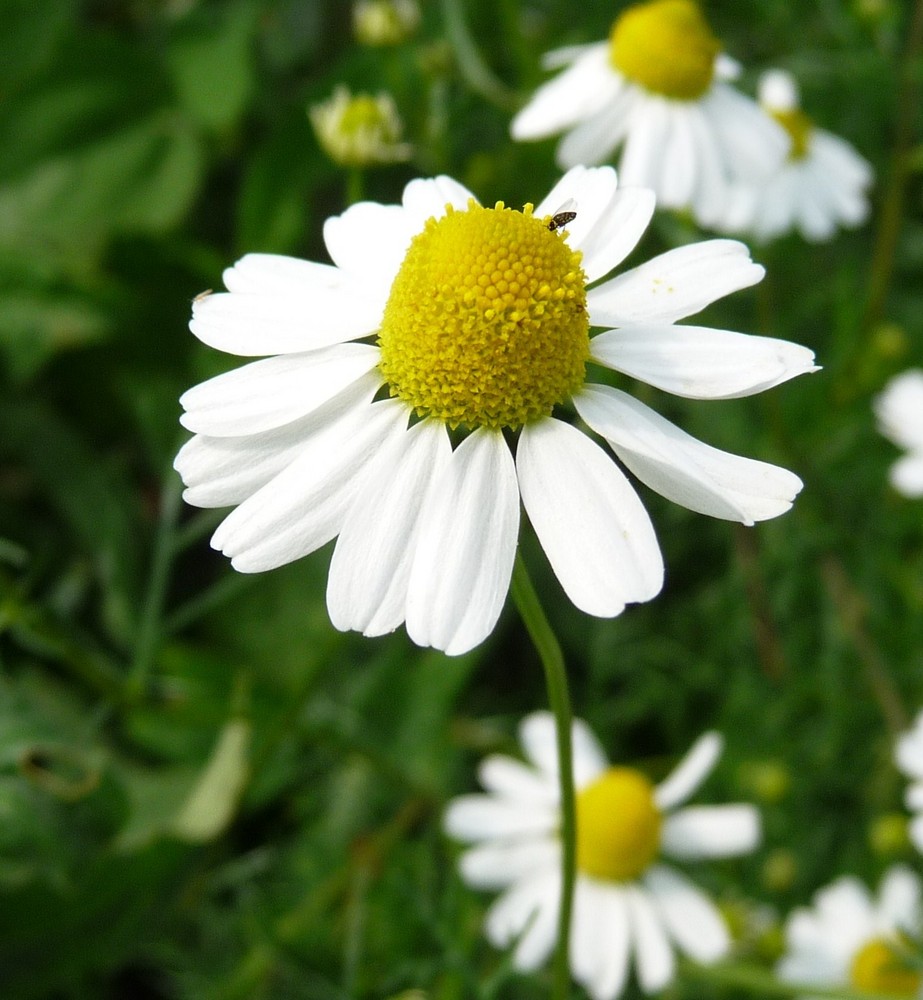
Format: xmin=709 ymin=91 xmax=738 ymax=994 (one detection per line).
xmin=309 ymin=86 xmax=412 ymax=168
xmin=777 ymin=867 xmax=923 ymax=997
xmin=444 ymin=713 xmax=760 ymax=999
xmin=175 ymin=166 xmax=816 ymax=656
xmin=875 ymin=369 xmax=923 ymax=498
xmin=896 ymin=709 xmax=923 ymax=851
xmin=722 ymin=70 xmax=873 ymax=243
xmin=509 ymin=0 xmax=787 ymax=228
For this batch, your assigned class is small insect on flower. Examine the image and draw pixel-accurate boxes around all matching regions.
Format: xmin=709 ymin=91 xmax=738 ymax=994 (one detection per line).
xmin=193 ymin=289 xmax=213 ymax=303
xmin=548 ymin=199 xmax=577 ymax=232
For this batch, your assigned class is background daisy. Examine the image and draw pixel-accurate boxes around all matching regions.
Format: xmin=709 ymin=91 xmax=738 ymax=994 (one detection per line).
xmin=896 ymin=710 xmax=923 ymax=852
xmin=445 ymin=713 xmax=760 ymax=1000
xmin=875 ymin=369 xmax=923 ymax=498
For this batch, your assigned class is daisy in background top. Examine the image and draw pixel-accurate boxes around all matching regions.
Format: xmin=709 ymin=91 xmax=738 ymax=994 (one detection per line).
xmin=777 ymin=867 xmax=923 ymax=998
xmin=722 ymin=70 xmax=873 ymax=243
xmin=444 ymin=714 xmax=760 ymax=1000
xmin=896 ymin=709 xmax=923 ymax=851
xmin=875 ymin=369 xmax=923 ymax=498
xmin=175 ymin=165 xmax=816 ymax=656
xmin=510 ymin=0 xmax=787 ymax=229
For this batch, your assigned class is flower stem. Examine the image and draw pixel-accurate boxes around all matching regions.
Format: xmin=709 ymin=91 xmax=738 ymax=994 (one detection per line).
xmin=510 ymin=553 xmax=575 ymax=1000
xmin=681 ymin=959 xmax=903 ymax=1000
xmin=439 ymin=0 xmax=520 ymax=111
xmin=346 ymin=167 xmax=365 ymax=206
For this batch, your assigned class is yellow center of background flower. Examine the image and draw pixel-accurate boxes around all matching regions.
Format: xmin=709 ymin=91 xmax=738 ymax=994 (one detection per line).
xmin=769 ymin=107 xmax=813 ymax=160
xmin=849 ymin=937 xmax=922 ymax=997
xmin=378 ymin=201 xmax=589 ymax=430
xmin=575 ymin=767 xmax=662 ymax=881
xmin=609 ymin=0 xmax=719 ymax=100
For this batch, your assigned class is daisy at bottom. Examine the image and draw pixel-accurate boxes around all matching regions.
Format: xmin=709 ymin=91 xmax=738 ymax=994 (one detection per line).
xmin=875 ymin=370 xmax=923 ymax=498
xmin=777 ymin=866 xmax=923 ymax=997
xmin=444 ymin=714 xmax=760 ymax=999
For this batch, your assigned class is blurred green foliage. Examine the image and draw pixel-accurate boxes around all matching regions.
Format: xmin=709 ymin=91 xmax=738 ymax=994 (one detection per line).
xmin=0 ymin=0 xmax=922 ymax=997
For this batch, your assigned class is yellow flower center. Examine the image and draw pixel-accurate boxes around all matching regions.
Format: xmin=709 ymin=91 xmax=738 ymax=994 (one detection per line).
xmin=769 ymin=107 xmax=813 ymax=160
xmin=850 ymin=938 xmax=922 ymax=997
xmin=609 ymin=0 xmax=720 ymax=100
xmin=575 ymin=767 xmax=662 ymax=882
xmin=378 ymin=200 xmax=589 ymax=430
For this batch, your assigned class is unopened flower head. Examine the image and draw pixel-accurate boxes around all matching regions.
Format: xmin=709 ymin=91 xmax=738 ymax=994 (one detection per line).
xmin=510 ymin=0 xmax=787 ymax=228
xmin=310 ymin=86 xmax=412 ymax=168
xmin=353 ymin=0 xmax=420 ymax=46
xmin=721 ymin=69 xmax=873 ymax=242
xmin=777 ymin=867 xmax=923 ymax=997
xmin=445 ymin=715 xmax=760 ymax=999
xmin=875 ymin=370 xmax=923 ymax=498
xmin=175 ymin=166 xmax=816 ymax=655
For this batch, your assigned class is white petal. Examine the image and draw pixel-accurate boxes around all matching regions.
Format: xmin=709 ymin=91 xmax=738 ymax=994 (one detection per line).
xmin=575 ymin=385 xmax=803 ymax=524
xmin=322 ymin=201 xmax=415 ymax=290
xmin=401 ymin=175 xmax=476 ymax=226
xmin=812 ymin=130 xmax=873 ymax=189
xmin=877 ymin=865 xmax=922 ymax=932
xmin=179 ymin=344 xmax=381 ymax=436
xmin=571 ymin=879 xmax=631 ymax=1000
xmin=626 ymin=886 xmax=675 ymax=993
xmin=511 ymin=45 xmax=619 ymax=141
xmin=406 ymin=429 xmax=519 ymax=656
xmin=175 ymin=372 xmax=380 ymax=508
xmin=706 ymin=83 xmax=788 ymax=182
xmin=485 ymin=869 xmax=560 ymax=970
xmin=618 ymin=96 xmax=672 ymax=196
xmin=457 ymin=838 xmax=559 ymax=890
xmin=891 ymin=454 xmax=923 ymax=498
xmin=876 ymin=370 xmax=923 ymax=451
xmin=513 ymin=875 xmax=562 ymax=971
xmin=477 ymin=755 xmax=559 ymax=806
xmin=686 ymin=103 xmax=730 ymax=228
xmin=573 ymin=187 xmax=656 ymax=285
xmin=654 ymin=732 xmax=723 ymax=811
xmin=587 ymin=240 xmax=764 ymax=327
xmin=644 ymin=865 xmax=730 ymax=962
xmin=896 ymin=712 xmax=923 ymax=778
xmin=443 ymin=794 xmax=558 ymax=842
xmin=210 ymin=399 xmax=407 ymax=572
xmin=555 ymin=93 xmax=634 ymax=170
xmin=189 ymin=286 xmax=382 ymax=356
xmin=661 ymin=805 xmax=761 ymax=859
xmin=906 ymin=781 xmax=923 ymax=810
xmin=590 ymin=325 xmax=819 ymax=400
xmin=519 ymin=711 xmax=609 ymax=789
xmin=535 ymin=165 xmax=617 ymax=230
xmin=326 ymin=419 xmax=451 ymax=638
xmin=517 ymin=418 xmax=663 ymax=618
xmin=910 ymin=815 xmax=923 ymax=854
xmin=657 ymin=105 xmax=697 ymax=210
xmin=220 ymin=254 xmax=351 ymax=294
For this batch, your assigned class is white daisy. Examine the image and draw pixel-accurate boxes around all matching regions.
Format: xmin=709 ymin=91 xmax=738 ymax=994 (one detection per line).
xmin=897 ymin=710 xmax=923 ymax=852
xmin=875 ymin=370 xmax=923 ymax=498
xmin=509 ymin=0 xmax=787 ymax=229
xmin=722 ymin=69 xmax=873 ymax=243
xmin=309 ymin=86 xmax=412 ymax=168
xmin=777 ymin=867 xmax=923 ymax=997
xmin=175 ymin=165 xmax=816 ymax=656
xmin=444 ymin=713 xmax=760 ymax=1000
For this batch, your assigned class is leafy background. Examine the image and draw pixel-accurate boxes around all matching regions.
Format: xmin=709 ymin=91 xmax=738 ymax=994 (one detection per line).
xmin=0 ymin=0 xmax=921 ymax=997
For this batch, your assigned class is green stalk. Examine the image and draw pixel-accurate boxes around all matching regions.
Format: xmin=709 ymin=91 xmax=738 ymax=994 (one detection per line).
xmin=510 ymin=553 xmax=575 ymax=1000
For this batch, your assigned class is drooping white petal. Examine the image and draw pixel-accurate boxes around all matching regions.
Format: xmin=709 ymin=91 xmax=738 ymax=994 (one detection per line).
xmin=189 ymin=286 xmax=383 ymax=356
xmin=706 ymin=83 xmax=788 ymax=182
xmin=554 ymin=91 xmax=634 ymax=170
xmin=876 ymin=865 xmax=922 ymax=933
xmin=484 ymin=869 xmax=560 ymax=969
xmin=443 ymin=794 xmax=559 ymax=842
xmin=657 ymin=105 xmax=697 ymax=210
xmin=587 ymin=240 xmax=764 ymax=327
xmin=811 ymin=130 xmax=873 ymax=190
xmin=512 ymin=875 xmax=563 ymax=972
xmin=326 ymin=419 xmax=451 ymax=638
xmin=570 ymin=187 xmax=656 ymax=285
xmin=777 ymin=909 xmax=848 ymax=985
xmin=686 ymin=103 xmax=733 ymax=227
xmin=209 ymin=399 xmax=407 ymax=572
xmin=590 ymin=325 xmax=819 ymax=400
xmin=221 ymin=253 xmax=344 ymax=294
xmin=644 ymin=865 xmax=730 ymax=962
xmin=322 ymin=201 xmax=415 ymax=291
xmin=626 ymin=886 xmax=675 ymax=993
xmin=571 ymin=880 xmax=632 ymax=1000
xmin=519 ymin=711 xmax=609 ymax=789
xmin=406 ymin=429 xmax=519 ymax=656
xmin=477 ymin=755 xmax=559 ymax=806
xmin=618 ymin=95 xmax=672 ymax=197
xmin=511 ymin=44 xmax=619 ymax=141
xmin=401 ymin=175 xmax=476 ymax=226
xmin=179 ymin=344 xmax=381 ymax=436
xmin=575 ymin=385 xmax=803 ymax=524
xmin=654 ymin=731 xmax=722 ymax=811
xmin=458 ymin=839 xmax=560 ymax=890
xmin=518 ymin=418 xmax=663 ymax=618
xmin=175 ymin=372 xmax=381 ymax=508
xmin=661 ymin=805 xmax=761 ymax=859
xmin=808 ymin=878 xmax=877 ymax=961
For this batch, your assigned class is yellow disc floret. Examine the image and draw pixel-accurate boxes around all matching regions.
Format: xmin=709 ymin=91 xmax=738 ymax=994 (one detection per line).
xmin=850 ymin=938 xmax=923 ymax=997
xmin=769 ymin=107 xmax=813 ymax=160
xmin=609 ymin=0 xmax=720 ymax=101
xmin=576 ymin=767 xmax=662 ymax=882
xmin=378 ymin=200 xmax=589 ymax=430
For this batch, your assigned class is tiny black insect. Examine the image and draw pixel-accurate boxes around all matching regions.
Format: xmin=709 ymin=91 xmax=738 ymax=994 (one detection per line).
xmin=547 ymin=198 xmax=577 ymax=231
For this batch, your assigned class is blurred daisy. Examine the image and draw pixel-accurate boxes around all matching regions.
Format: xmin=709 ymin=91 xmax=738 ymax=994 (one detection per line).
xmin=175 ymin=166 xmax=816 ymax=656
xmin=510 ymin=0 xmax=786 ymax=228
xmin=875 ymin=370 xmax=923 ymax=498
xmin=353 ymin=0 xmax=420 ymax=46
xmin=722 ymin=70 xmax=873 ymax=242
xmin=777 ymin=867 xmax=923 ymax=996
xmin=897 ymin=710 xmax=923 ymax=851
xmin=309 ymin=86 xmax=412 ymax=168
xmin=444 ymin=714 xmax=760 ymax=999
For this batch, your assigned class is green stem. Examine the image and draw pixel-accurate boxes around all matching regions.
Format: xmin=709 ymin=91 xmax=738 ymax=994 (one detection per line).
xmin=439 ymin=0 xmax=520 ymax=111
xmin=128 ymin=472 xmax=182 ymax=700
xmin=510 ymin=553 xmax=575 ymax=1000
xmin=346 ymin=167 xmax=365 ymax=206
